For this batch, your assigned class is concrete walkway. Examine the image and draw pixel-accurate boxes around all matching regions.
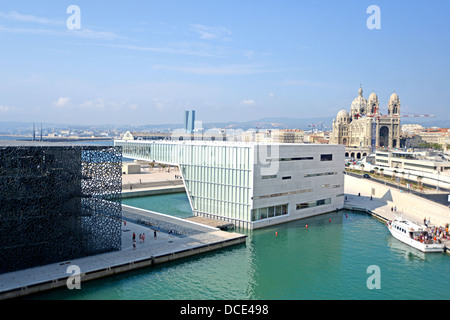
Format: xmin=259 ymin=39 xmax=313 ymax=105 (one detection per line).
xmin=0 ymin=205 xmax=246 ymax=300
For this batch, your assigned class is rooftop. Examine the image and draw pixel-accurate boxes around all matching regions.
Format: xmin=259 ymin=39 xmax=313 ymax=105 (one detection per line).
xmin=0 ymin=140 xmax=106 ymax=147
xmin=115 ymin=139 xmax=340 ymax=148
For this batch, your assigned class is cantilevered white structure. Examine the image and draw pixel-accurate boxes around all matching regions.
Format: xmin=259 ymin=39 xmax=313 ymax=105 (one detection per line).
xmin=115 ymin=140 xmax=345 ymax=229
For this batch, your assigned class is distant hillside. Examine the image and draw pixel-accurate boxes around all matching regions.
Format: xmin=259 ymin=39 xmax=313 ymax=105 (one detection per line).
xmin=401 ymin=117 xmax=450 ymax=128
xmin=1 ymin=116 xmax=449 ymax=134
xmin=202 ymin=117 xmax=335 ymax=131
xmin=194 ymin=116 xmax=450 ymax=131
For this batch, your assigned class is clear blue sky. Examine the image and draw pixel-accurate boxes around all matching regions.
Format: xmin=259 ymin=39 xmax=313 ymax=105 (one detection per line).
xmin=0 ymin=0 xmax=449 ymax=125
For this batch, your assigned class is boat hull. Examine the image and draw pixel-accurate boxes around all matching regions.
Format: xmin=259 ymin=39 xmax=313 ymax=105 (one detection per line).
xmin=388 ymin=226 xmax=445 ymax=253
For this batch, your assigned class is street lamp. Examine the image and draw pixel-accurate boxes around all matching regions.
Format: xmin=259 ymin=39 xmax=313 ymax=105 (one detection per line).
xmin=437 ymin=171 xmax=440 ymax=192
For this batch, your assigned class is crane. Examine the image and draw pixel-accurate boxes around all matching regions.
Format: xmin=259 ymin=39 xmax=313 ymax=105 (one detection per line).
xmin=308 ymin=123 xmax=318 ymax=133
xmin=367 ymin=113 xmax=435 ymax=118
xmin=399 ymin=113 xmax=435 ymax=118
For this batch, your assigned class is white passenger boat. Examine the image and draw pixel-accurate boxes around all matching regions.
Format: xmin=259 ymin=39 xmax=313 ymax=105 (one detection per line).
xmin=386 ymin=219 xmax=445 ymax=253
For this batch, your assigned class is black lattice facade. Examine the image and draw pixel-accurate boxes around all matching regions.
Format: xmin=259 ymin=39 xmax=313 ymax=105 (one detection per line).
xmin=0 ymin=144 xmax=122 ymax=274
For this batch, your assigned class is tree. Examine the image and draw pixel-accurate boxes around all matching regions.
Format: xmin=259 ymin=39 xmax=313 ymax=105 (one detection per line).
xmin=380 ymin=168 xmax=384 ymax=177
xmin=417 ymin=176 xmax=423 ymax=191
xmin=374 ymin=167 xmax=379 ymax=176
xmin=392 ymin=170 xmax=397 ymax=181
xmin=360 ymin=163 xmax=365 ymax=174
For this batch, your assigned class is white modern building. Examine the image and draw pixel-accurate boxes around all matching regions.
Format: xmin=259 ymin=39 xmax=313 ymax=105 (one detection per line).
xmin=115 ymin=140 xmax=345 ymax=229
xmin=375 ymin=151 xmax=450 ymax=174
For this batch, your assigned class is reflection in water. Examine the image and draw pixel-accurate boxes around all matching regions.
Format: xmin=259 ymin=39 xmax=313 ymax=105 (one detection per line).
xmin=386 ymin=236 xmax=427 ymax=262
xmin=245 ymin=212 xmax=344 ymax=300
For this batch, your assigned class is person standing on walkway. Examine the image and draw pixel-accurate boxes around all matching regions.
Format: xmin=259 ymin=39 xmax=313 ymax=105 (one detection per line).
xmin=142 ymin=233 xmax=145 ymax=243
xmin=154 ymin=230 xmax=157 ymax=239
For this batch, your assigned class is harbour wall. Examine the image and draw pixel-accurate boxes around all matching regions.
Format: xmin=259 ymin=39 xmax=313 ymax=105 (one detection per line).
xmin=121 ymin=186 xmax=186 ymax=198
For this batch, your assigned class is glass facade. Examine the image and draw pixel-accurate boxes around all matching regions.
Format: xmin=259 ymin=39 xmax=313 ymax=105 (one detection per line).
xmin=116 ymin=141 xmax=252 ymax=224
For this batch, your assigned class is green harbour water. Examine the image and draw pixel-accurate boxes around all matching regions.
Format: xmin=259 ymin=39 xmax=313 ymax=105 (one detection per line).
xmin=30 ymin=192 xmax=450 ymax=300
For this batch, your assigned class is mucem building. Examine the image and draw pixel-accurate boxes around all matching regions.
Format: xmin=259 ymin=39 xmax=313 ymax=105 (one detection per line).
xmin=0 ymin=141 xmax=122 ymax=274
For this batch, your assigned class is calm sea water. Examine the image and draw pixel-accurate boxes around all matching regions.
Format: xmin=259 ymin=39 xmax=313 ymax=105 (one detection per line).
xmin=28 ymin=193 xmax=450 ymax=300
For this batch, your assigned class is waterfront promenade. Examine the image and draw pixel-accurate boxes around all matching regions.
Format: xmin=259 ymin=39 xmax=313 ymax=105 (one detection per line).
xmin=121 ymin=168 xmax=185 ymax=198
xmin=0 ymin=205 xmax=246 ymax=300
xmin=121 ymin=167 xmax=182 ymax=190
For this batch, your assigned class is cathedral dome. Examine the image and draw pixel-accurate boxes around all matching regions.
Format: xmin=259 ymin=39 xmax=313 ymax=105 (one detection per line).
xmin=390 ymin=92 xmax=400 ymax=102
xmin=337 ymin=109 xmax=349 ymax=120
xmin=368 ymin=92 xmax=379 ymax=102
xmin=351 ymin=96 xmax=368 ymax=107
xmin=351 ymin=87 xmax=368 ymax=115
xmin=367 ymin=92 xmax=380 ymax=115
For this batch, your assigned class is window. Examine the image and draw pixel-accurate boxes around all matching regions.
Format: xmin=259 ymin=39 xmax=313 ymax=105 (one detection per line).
xmin=262 ymin=175 xmax=277 ymax=179
xmin=284 ymin=157 xmax=313 ymax=161
xmin=282 ymin=176 xmax=291 ymax=180
xmin=268 ymin=206 xmax=275 ymax=218
xmin=268 ymin=157 xmax=313 ymax=162
xmin=296 ymin=203 xmax=309 ymax=210
xmin=275 ymin=206 xmax=281 ymax=216
xmin=321 ymin=154 xmax=333 ymax=161
xmin=405 ymin=163 xmax=436 ymax=170
xmin=252 ymin=188 xmax=312 ymax=200
xmin=251 ymin=204 xmax=288 ymax=221
xmin=304 ymin=171 xmax=338 ymax=178
xmin=376 ymin=153 xmax=389 ymax=157
xmin=260 ymin=207 xmax=268 ymax=219
xmin=296 ymin=198 xmax=331 ymax=210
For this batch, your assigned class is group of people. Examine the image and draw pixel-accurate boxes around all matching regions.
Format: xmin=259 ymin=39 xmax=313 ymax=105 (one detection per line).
xmin=423 ymin=223 xmax=450 ymax=244
xmin=132 ymin=230 xmax=158 ymax=250
xmin=413 ymin=220 xmax=450 ymax=244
